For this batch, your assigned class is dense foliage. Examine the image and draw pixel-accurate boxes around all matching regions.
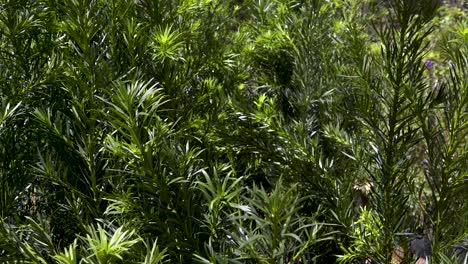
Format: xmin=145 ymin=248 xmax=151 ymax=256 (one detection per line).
xmin=0 ymin=0 xmax=466 ymax=263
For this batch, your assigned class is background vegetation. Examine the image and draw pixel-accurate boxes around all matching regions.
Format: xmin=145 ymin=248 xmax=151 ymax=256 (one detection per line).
xmin=0 ymin=0 xmax=466 ymax=263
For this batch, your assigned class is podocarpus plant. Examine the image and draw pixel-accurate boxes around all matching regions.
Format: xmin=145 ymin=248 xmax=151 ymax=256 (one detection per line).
xmin=339 ymin=0 xmax=443 ymax=263
xmin=417 ymin=19 xmax=468 ymax=262
xmin=0 ymin=0 xmax=466 ymax=263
